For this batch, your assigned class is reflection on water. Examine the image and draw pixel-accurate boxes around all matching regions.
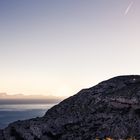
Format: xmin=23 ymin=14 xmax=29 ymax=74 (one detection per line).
xmin=0 ymin=103 xmax=55 ymax=129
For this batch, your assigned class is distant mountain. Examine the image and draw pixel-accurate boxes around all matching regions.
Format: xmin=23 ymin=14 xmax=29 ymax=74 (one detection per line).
xmin=0 ymin=92 xmax=60 ymax=99
xmin=0 ymin=93 xmax=63 ymax=104
xmin=1 ymin=75 xmax=140 ymax=139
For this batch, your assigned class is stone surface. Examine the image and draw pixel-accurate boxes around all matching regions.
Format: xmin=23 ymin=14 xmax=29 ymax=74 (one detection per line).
xmin=1 ymin=75 xmax=140 ymax=140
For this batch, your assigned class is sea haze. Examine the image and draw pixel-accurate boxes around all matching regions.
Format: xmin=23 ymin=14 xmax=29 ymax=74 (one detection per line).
xmin=0 ymin=102 xmax=56 ymax=129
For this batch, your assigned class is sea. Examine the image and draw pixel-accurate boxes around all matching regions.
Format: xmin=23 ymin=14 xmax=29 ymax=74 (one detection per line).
xmin=0 ymin=103 xmax=56 ymax=129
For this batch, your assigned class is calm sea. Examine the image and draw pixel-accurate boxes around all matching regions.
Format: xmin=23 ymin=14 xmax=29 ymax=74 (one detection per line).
xmin=0 ymin=103 xmax=55 ymax=129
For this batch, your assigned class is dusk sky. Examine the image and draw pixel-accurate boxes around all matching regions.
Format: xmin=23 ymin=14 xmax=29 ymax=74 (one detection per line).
xmin=0 ymin=0 xmax=140 ymax=97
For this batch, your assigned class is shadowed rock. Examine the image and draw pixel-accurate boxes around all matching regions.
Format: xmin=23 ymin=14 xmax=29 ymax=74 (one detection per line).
xmin=1 ymin=75 xmax=140 ymax=140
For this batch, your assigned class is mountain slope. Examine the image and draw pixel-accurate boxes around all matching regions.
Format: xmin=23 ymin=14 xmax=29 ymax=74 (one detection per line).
xmin=1 ymin=75 xmax=140 ymax=140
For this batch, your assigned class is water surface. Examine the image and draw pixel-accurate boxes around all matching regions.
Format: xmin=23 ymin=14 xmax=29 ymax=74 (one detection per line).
xmin=0 ymin=103 xmax=55 ymax=129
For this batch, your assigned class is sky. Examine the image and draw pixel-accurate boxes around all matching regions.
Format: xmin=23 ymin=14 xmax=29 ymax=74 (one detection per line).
xmin=0 ymin=0 xmax=140 ymax=97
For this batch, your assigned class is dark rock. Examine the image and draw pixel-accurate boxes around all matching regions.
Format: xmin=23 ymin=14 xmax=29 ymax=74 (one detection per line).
xmin=0 ymin=130 xmax=4 ymax=140
xmin=1 ymin=75 xmax=140 ymax=140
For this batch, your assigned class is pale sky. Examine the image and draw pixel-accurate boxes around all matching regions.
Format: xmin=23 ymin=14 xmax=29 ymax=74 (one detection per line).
xmin=0 ymin=0 xmax=140 ymax=97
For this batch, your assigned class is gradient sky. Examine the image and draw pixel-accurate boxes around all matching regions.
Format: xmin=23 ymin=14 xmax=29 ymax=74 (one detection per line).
xmin=0 ymin=0 xmax=140 ymax=97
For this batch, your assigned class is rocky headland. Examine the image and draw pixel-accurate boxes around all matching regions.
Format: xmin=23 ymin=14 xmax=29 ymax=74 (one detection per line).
xmin=1 ymin=75 xmax=140 ymax=140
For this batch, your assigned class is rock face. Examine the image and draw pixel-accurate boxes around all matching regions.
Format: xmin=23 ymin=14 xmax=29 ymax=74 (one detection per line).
xmin=1 ymin=75 xmax=140 ymax=140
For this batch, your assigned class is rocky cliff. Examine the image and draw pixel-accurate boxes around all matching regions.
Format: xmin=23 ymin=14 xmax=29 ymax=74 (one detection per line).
xmin=1 ymin=75 xmax=140 ymax=140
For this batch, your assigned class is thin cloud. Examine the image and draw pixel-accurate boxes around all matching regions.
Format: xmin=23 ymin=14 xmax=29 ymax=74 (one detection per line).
xmin=124 ymin=1 xmax=134 ymax=16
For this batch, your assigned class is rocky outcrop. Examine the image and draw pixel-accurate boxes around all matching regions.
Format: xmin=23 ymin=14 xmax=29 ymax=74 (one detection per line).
xmin=1 ymin=75 xmax=140 ymax=140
